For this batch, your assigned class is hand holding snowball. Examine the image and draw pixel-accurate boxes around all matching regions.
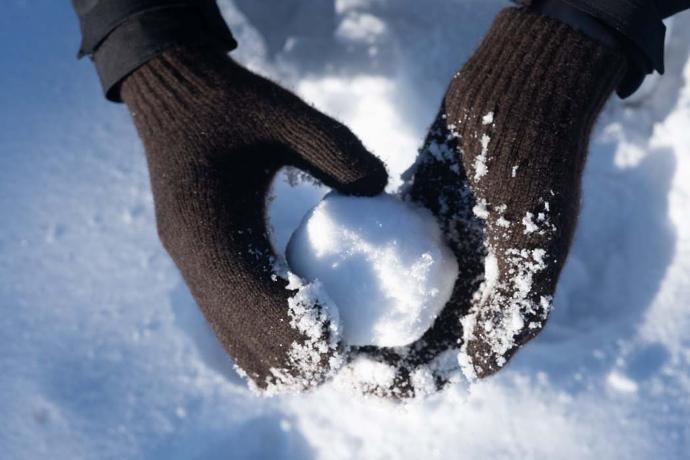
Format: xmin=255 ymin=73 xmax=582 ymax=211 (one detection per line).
xmin=286 ymin=193 xmax=458 ymax=348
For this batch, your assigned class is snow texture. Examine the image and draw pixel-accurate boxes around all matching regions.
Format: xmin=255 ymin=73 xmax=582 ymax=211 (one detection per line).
xmin=286 ymin=193 xmax=458 ymax=347
xmin=3 ymin=1 xmax=690 ymax=459
xmin=473 ymin=134 xmax=492 ymax=180
xmin=261 ymin=270 xmax=344 ymax=395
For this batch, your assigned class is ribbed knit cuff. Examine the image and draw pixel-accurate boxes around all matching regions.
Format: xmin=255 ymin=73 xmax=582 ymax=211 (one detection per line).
xmin=448 ymin=7 xmax=627 ymax=157
xmin=121 ymin=47 xmax=233 ymax=133
xmin=524 ymin=0 xmax=665 ymax=98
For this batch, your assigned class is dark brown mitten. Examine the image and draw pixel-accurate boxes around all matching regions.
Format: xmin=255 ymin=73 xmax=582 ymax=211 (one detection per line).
xmin=350 ymin=7 xmax=627 ymax=397
xmin=413 ymin=7 xmax=627 ymax=379
xmin=121 ymin=46 xmax=388 ymax=392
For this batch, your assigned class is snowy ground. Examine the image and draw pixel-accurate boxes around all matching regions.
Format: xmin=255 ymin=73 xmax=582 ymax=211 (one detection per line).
xmin=2 ymin=1 xmax=690 ymax=459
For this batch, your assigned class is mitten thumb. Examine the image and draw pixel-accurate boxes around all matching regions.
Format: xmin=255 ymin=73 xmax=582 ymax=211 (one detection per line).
xmin=281 ymin=115 xmax=389 ymax=196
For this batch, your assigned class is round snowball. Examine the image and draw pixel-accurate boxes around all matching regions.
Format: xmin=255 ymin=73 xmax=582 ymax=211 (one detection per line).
xmin=286 ymin=193 xmax=458 ymax=347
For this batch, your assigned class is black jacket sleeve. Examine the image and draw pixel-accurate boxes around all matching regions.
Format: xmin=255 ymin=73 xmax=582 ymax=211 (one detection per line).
xmin=656 ymin=0 xmax=690 ymax=18
xmin=72 ymin=0 xmax=237 ymax=102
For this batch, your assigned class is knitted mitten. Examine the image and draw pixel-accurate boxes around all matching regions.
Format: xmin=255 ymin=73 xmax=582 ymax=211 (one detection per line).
xmin=121 ymin=46 xmax=388 ymax=391
xmin=412 ymin=7 xmax=627 ymax=379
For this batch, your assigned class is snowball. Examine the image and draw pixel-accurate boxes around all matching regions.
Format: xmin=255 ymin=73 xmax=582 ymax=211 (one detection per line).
xmin=286 ymin=193 xmax=458 ymax=347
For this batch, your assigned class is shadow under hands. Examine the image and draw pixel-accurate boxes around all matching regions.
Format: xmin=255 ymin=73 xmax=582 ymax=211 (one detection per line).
xmin=150 ymin=413 xmax=315 ymax=460
xmin=510 ymin=139 xmax=677 ymax=391
xmin=620 ymin=15 xmax=690 ymax=127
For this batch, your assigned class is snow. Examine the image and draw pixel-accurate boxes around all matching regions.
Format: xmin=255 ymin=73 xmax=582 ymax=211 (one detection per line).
xmin=473 ymin=134 xmax=492 ymax=180
xmin=522 ymin=212 xmax=539 ymax=233
xmin=472 ymin=198 xmax=490 ymax=220
xmin=262 ymin=272 xmax=343 ymax=395
xmin=3 ymin=1 xmax=690 ymax=459
xmin=285 ymin=193 xmax=458 ymax=347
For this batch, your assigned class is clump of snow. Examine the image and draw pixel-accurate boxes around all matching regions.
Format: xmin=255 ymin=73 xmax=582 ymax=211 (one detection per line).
xmin=286 ymin=193 xmax=458 ymax=347
xmin=334 ymin=356 xmax=397 ymax=396
xmin=336 ymin=12 xmax=387 ymax=45
xmin=472 ymin=198 xmax=490 ymax=220
xmin=522 ymin=212 xmax=539 ymax=234
xmin=473 ymin=134 xmax=492 ymax=180
xmin=461 ymin=244 xmax=553 ymax=379
xmin=496 ymin=216 xmax=510 ymax=228
xmin=458 ymin=313 xmax=479 ymax=380
xmin=336 ymin=347 xmax=469 ymax=399
xmin=479 ymin=251 xmax=499 ymax=305
xmin=261 ymin=272 xmax=344 ymax=395
xmin=482 ymin=111 xmax=494 ymax=125
xmin=606 ymin=370 xmax=639 ymax=394
xmin=408 ymin=349 xmax=470 ymax=398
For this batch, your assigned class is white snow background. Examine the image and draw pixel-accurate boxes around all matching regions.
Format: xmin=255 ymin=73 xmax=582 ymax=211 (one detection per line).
xmin=2 ymin=0 xmax=690 ymax=458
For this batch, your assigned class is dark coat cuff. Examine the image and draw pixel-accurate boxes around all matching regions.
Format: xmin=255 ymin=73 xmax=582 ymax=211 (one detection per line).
xmin=72 ymin=0 xmax=237 ymax=102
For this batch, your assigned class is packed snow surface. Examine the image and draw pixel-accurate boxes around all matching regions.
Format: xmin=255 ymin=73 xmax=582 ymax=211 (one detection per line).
xmin=3 ymin=1 xmax=690 ymax=459
xmin=286 ymin=193 xmax=458 ymax=347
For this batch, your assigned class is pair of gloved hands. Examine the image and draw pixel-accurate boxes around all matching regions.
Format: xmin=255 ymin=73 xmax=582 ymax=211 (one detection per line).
xmin=119 ymin=3 xmax=686 ymax=397
xmin=120 ymin=40 xmax=483 ymax=395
